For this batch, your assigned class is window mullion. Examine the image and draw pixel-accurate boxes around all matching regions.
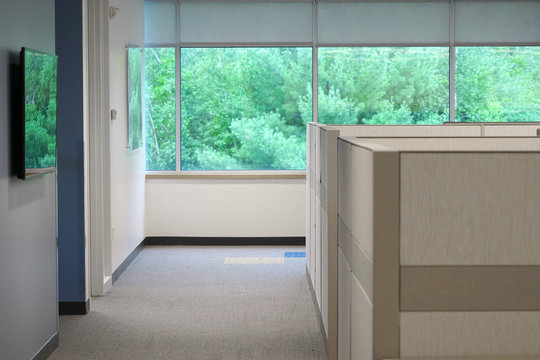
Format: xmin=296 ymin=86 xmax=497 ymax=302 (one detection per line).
xmin=312 ymin=0 xmax=318 ymax=123
xmin=449 ymin=0 xmax=456 ymax=122
xmin=176 ymin=45 xmax=181 ymax=172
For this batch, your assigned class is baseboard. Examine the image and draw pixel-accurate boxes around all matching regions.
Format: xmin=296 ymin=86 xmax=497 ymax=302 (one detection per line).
xmin=59 ymin=300 xmax=90 ymax=315
xmin=306 ymin=265 xmax=328 ymax=354
xmin=144 ymin=236 xmax=306 ymax=246
xmin=32 ymin=332 xmax=58 ymax=360
xmin=112 ymin=240 xmax=145 ymax=284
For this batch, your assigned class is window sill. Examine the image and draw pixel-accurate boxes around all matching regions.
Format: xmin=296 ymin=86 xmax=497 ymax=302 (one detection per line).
xmin=146 ymin=171 xmax=306 ymax=180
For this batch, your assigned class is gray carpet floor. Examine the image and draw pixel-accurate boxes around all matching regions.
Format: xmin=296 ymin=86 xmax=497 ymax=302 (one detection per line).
xmin=49 ymin=246 xmax=328 ymax=360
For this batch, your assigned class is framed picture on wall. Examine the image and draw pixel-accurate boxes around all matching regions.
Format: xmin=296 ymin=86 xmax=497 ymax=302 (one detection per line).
xmin=127 ymin=46 xmax=143 ymax=150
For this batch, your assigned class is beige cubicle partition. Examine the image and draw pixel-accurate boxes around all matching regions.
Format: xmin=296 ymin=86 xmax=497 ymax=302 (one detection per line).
xmin=306 ymin=123 xmax=486 ymax=360
xmin=306 ymin=123 xmax=540 ymax=360
xmin=445 ymin=122 xmax=540 ymax=137
xmin=337 ymin=137 xmax=540 ymax=360
xmin=306 ymin=123 xmax=340 ymax=359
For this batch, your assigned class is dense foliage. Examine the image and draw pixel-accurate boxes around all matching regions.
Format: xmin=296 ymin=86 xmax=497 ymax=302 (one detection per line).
xmin=456 ymin=47 xmax=540 ymax=122
xmin=145 ymin=48 xmax=176 ymax=170
xmin=24 ymin=50 xmax=57 ymax=169
xmin=145 ymin=46 xmax=540 ymax=171
xmin=128 ymin=48 xmax=143 ymax=150
xmin=180 ymin=48 xmax=311 ymax=170
xmin=317 ymin=47 xmax=450 ymax=125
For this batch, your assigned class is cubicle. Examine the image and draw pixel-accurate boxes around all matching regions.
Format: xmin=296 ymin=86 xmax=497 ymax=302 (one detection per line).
xmin=305 ymin=122 xmax=540 ymax=360
xmin=337 ymin=136 xmax=540 ymax=360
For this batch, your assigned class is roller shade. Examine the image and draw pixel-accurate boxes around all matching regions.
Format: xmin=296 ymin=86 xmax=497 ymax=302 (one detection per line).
xmin=145 ymin=0 xmax=177 ymax=45
xmin=455 ymin=1 xmax=540 ymax=44
xmin=178 ymin=2 xmax=313 ymax=44
xmin=317 ymin=2 xmax=450 ymax=45
xmin=144 ymin=1 xmax=539 ymax=46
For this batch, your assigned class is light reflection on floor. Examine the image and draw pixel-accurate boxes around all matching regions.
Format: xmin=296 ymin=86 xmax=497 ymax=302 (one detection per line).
xmin=224 ymin=251 xmax=306 ymax=264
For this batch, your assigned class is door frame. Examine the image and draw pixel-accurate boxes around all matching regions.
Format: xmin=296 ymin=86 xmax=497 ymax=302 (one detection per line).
xmin=87 ymin=0 xmax=112 ymax=296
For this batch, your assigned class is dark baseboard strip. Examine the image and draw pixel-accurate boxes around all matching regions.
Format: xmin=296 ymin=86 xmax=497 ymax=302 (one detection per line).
xmin=306 ymin=265 xmax=328 ymax=353
xmin=112 ymin=240 xmax=145 ymax=283
xmin=59 ymin=300 xmax=90 ymax=315
xmin=144 ymin=236 xmax=306 ymax=246
xmin=32 ymin=332 xmax=58 ymax=360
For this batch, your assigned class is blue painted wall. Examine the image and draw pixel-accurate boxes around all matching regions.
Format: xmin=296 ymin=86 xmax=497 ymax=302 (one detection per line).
xmin=56 ymin=0 xmax=87 ymax=303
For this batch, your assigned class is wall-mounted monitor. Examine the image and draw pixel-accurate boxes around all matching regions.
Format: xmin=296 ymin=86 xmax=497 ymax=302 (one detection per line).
xmin=17 ymin=47 xmax=58 ymax=179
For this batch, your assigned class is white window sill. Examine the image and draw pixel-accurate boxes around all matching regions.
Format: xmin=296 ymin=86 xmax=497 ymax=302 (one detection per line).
xmin=146 ymin=170 xmax=306 ymax=180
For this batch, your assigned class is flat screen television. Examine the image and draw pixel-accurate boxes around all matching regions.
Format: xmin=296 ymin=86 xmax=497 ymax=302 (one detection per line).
xmin=17 ymin=47 xmax=58 ymax=179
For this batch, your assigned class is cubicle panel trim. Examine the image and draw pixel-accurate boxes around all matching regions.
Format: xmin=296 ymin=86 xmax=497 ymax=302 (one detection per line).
xmin=342 ymin=136 xmax=540 ymax=153
xmin=321 ymin=126 xmax=340 ymax=360
xmin=337 ymin=139 xmax=351 ymax=229
xmin=350 ymin=146 xmax=375 ymax=259
xmin=373 ymin=150 xmax=401 ymax=360
xmin=401 ymin=266 xmax=540 ymax=312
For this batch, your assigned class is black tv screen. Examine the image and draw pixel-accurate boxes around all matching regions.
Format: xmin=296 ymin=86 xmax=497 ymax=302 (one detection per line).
xmin=18 ymin=47 xmax=58 ymax=179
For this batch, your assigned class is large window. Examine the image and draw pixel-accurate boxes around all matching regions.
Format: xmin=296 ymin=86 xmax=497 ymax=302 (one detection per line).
xmin=180 ymin=48 xmax=312 ymax=171
xmin=144 ymin=0 xmax=540 ymax=173
xmin=455 ymin=47 xmax=540 ymax=123
xmin=318 ymin=47 xmax=449 ymax=125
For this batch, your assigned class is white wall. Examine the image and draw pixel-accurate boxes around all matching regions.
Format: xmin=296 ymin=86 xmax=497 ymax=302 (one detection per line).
xmin=0 ymin=0 xmax=58 ymax=358
xmin=145 ymin=179 xmax=305 ymax=237
xmin=109 ymin=0 xmax=146 ymax=270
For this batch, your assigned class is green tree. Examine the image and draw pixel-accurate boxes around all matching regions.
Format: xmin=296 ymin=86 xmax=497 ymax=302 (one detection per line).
xmin=456 ymin=47 xmax=540 ymax=122
xmin=145 ymin=47 xmax=176 ymax=170
xmin=180 ymin=47 xmax=312 ymax=170
xmin=144 ymin=45 xmax=539 ymax=171
xmin=318 ymin=47 xmax=449 ymax=125
xmin=128 ymin=48 xmax=143 ymax=150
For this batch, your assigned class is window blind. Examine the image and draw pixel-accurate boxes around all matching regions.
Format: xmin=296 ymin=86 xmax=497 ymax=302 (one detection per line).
xmin=317 ymin=1 xmax=450 ymax=45
xmin=144 ymin=0 xmax=540 ymax=46
xmin=144 ymin=0 xmax=177 ymax=45
xmin=454 ymin=1 xmax=540 ymax=44
xmin=178 ymin=1 xmax=313 ymax=44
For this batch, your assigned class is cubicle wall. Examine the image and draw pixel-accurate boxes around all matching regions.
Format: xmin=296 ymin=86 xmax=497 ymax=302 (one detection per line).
xmin=305 ymin=123 xmax=540 ymax=360
xmin=307 ymin=123 xmax=485 ymax=360
xmin=446 ymin=122 xmax=540 ymax=137
xmin=306 ymin=124 xmax=340 ymax=359
xmin=337 ymin=137 xmax=540 ymax=360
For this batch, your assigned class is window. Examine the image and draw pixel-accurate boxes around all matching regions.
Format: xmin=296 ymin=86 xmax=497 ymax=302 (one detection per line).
xmin=455 ymin=47 xmax=540 ymax=123
xmin=318 ymin=47 xmax=449 ymax=125
xmin=145 ymin=47 xmax=176 ymax=171
xmin=143 ymin=0 xmax=540 ymax=172
xmin=180 ymin=48 xmax=312 ymax=171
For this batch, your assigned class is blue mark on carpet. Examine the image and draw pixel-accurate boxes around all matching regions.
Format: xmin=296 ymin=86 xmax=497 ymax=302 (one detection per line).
xmin=284 ymin=251 xmax=306 ymax=258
